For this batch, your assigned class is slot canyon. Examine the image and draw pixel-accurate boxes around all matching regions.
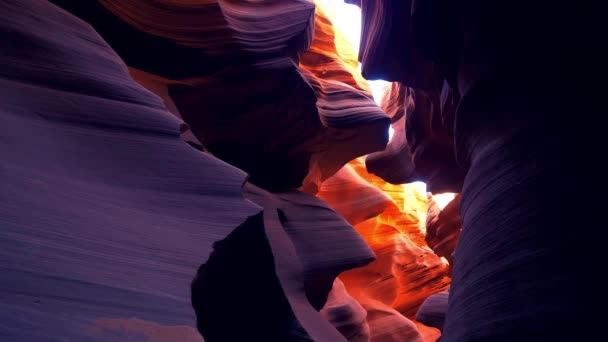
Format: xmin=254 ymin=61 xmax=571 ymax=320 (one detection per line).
xmin=0 ymin=0 xmax=597 ymax=341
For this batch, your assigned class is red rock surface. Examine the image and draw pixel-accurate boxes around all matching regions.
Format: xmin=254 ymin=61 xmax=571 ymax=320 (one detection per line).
xmin=319 ymin=158 xmax=450 ymax=340
xmin=321 ymin=278 xmax=371 ymax=341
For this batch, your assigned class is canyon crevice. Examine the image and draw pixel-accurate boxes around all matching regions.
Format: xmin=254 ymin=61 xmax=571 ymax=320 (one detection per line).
xmin=1 ymin=0 xmax=594 ymax=341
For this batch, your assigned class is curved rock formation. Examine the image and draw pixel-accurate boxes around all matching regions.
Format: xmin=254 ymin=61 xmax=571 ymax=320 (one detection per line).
xmin=360 ymin=298 xmax=424 ymax=342
xmin=365 ymin=83 xmax=416 ymax=185
xmin=244 ymin=184 xmax=375 ymax=311
xmin=356 ymin=0 xmax=448 ymax=93
xmin=1 ymin=1 xmax=259 ymax=339
xmin=5 ymin=0 xmax=591 ymax=341
xmin=299 ymin=2 xmax=390 ymax=193
xmin=321 ymin=159 xmax=450 ymax=321
xmin=321 ymin=278 xmax=370 ymax=342
xmin=52 ymin=0 xmax=389 ymax=193
xmin=2 ymin=1 xmax=377 ymax=341
xmin=425 ymin=194 xmax=461 ymax=268
xmin=404 ymin=84 xmax=464 ymax=194
xmin=193 ymin=182 xmax=376 ymax=341
xmin=317 ymin=164 xmax=392 ymax=226
xmin=354 ymin=0 xmax=465 ymax=194
xmin=364 ymin=80 xmax=464 ymax=193
xmin=356 ymin=0 xmax=594 ymax=340
xmin=415 ymin=290 xmax=449 ymax=331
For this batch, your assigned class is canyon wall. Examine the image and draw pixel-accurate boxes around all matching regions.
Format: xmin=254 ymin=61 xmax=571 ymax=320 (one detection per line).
xmin=3 ymin=0 xmax=590 ymax=341
xmin=354 ymin=0 xmax=594 ymax=340
xmin=2 ymin=0 xmax=442 ymax=341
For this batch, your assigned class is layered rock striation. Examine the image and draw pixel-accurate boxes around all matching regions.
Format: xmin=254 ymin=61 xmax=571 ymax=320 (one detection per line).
xmin=1 ymin=0 xmax=395 ymax=341
xmin=354 ymin=0 xmax=594 ymax=340
xmin=51 ymin=0 xmax=389 ymax=193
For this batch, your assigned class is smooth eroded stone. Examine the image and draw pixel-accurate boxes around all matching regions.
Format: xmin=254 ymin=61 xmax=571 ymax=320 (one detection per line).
xmin=415 ymin=290 xmax=449 ymax=331
xmin=192 ymin=182 xmax=376 ymax=340
xmin=300 ymin=1 xmax=390 ymax=193
xmin=317 ymin=164 xmax=392 ymax=226
xmin=425 ymin=193 xmax=461 ymax=267
xmin=53 ymin=0 xmax=389 ymax=193
xmin=1 ymin=1 xmax=260 ymax=340
xmin=366 ymin=83 xmax=416 ymax=184
xmin=327 ymin=159 xmax=450 ymax=319
xmin=191 ymin=213 xmax=307 ymax=341
xmin=245 ymin=184 xmax=376 ymax=312
xmin=358 ymin=0 xmax=435 ymax=88
xmin=321 ymin=278 xmax=370 ymax=342
xmin=362 ymin=299 xmax=424 ymax=342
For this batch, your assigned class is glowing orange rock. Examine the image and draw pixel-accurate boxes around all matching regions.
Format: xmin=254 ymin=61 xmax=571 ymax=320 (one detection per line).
xmin=300 ymin=1 xmax=390 ymax=193
xmin=320 ymin=158 xmax=451 ymax=322
xmin=317 ymin=164 xmax=392 ymax=226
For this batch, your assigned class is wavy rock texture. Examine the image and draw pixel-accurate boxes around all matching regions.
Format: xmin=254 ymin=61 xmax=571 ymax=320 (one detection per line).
xmin=365 ymin=80 xmax=463 ymax=193
xmin=353 ymin=295 xmax=440 ymax=342
xmin=316 ymin=164 xmax=392 ymax=226
xmin=355 ymin=0 xmax=464 ymax=194
xmin=6 ymin=0 xmax=568 ymax=341
xmin=299 ymin=1 xmax=390 ymax=193
xmin=404 ymin=83 xmax=463 ymax=193
xmin=244 ymin=184 xmax=375 ymax=311
xmin=0 ymin=2 xmax=260 ymax=340
xmin=192 ymin=183 xmax=375 ymax=341
xmin=362 ymin=299 xmax=424 ymax=342
xmin=1 ymin=1 xmax=379 ymax=341
xmin=319 ymin=158 xmax=450 ymax=340
xmin=357 ymin=0 xmax=437 ymax=89
xmin=321 ymin=278 xmax=370 ymax=342
xmin=356 ymin=0 xmax=594 ymax=340
xmin=52 ymin=0 xmax=389 ymax=193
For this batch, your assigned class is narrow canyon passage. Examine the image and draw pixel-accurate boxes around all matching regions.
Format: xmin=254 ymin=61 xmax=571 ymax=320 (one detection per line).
xmin=0 ymin=0 xmax=595 ymax=341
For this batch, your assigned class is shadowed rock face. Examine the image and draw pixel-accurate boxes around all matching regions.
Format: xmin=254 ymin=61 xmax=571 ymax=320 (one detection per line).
xmin=51 ymin=0 xmax=389 ymax=193
xmin=365 ymin=83 xmax=416 ymax=185
xmin=192 ymin=182 xmax=376 ymax=342
xmin=404 ymin=84 xmax=464 ymax=194
xmin=4 ymin=0 xmax=595 ymax=341
xmin=425 ymin=194 xmax=461 ymax=269
xmin=415 ymin=290 xmax=449 ymax=331
xmin=356 ymin=0 xmax=594 ymax=340
xmin=357 ymin=0 xmax=419 ymax=85
xmin=191 ymin=214 xmax=301 ymax=341
xmin=321 ymin=278 xmax=370 ymax=342
xmin=353 ymin=0 xmax=466 ymax=194
xmin=365 ymin=81 xmax=464 ymax=193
